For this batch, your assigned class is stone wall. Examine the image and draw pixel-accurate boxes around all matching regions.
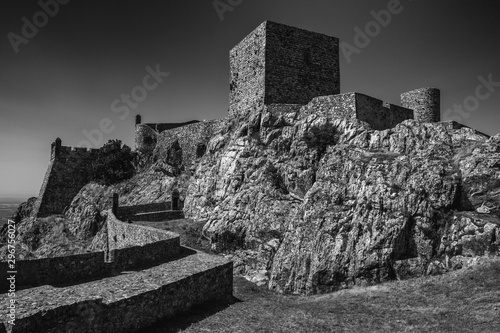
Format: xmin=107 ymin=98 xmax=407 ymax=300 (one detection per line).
xmin=229 ymin=21 xmax=340 ymax=118
xmin=0 ymin=251 xmax=108 ymax=291
xmin=356 ymin=93 xmax=414 ymax=130
xmin=229 ymin=21 xmax=266 ymax=118
xmin=106 ymin=212 xmax=177 ymax=250
xmin=2 ymin=255 xmax=233 ymax=333
xmin=31 ymin=139 xmax=99 ymax=218
xmin=401 ymin=87 xmax=441 ymax=123
xmin=0 ymin=213 xmax=180 ymax=292
xmin=135 ymin=120 xmax=200 ymax=154
xmin=303 ymin=93 xmax=357 ymax=120
xmin=154 ymin=119 xmax=225 ymax=170
xmin=303 ymin=93 xmax=414 ymax=130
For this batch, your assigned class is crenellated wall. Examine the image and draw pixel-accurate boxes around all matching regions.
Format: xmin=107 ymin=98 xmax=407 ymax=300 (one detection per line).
xmin=32 ymin=139 xmax=99 ymax=218
xmin=356 ymin=93 xmax=414 ymax=130
xmin=303 ymin=93 xmax=414 ymax=130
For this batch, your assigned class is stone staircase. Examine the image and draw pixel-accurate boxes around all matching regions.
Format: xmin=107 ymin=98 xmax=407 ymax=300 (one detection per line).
xmin=0 ymin=213 xmax=233 ymax=333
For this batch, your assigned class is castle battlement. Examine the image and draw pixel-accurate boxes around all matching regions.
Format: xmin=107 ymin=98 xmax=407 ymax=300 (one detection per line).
xmin=133 ymin=21 xmax=444 ymax=157
xmin=32 ymin=138 xmax=100 ymax=218
xmin=51 ymin=138 xmax=99 ymax=161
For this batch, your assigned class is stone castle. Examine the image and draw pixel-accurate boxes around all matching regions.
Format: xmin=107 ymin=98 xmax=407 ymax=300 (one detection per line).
xmin=134 ymin=20 xmax=445 ymax=162
xmin=3 ymin=20 xmax=489 ymax=333
xmin=33 ymin=21 xmax=461 ymax=221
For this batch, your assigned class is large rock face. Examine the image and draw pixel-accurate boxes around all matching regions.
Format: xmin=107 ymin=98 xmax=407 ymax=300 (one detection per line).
xmin=184 ymin=106 xmax=500 ymax=294
xmin=11 ymin=102 xmax=498 ymax=294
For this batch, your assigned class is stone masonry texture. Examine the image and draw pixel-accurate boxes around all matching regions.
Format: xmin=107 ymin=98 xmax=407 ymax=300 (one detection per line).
xmin=154 ymin=119 xmax=225 ymax=169
xmin=32 ymin=139 xmax=99 ymax=218
xmin=0 ymin=251 xmax=233 ymax=333
xmin=135 ymin=121 xmax=200 ymax=154
xmin=229 ymin=21 xmax=340 ymax=118
xmin=401 ymin=87 xmax=441 ymax=123
xmin=0 ymin=213 xmax=180 ymax=291
xmin=302 ymin=93 xmax=414 ymax=130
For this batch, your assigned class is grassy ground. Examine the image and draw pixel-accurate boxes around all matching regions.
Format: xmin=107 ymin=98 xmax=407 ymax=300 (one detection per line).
xmin=135 ymin=220 xmax=500 ymax=333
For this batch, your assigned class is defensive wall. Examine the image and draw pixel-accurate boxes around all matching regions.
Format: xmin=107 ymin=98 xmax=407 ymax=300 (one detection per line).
xmin=153 ymin=119 xmax=225 ymax=169
xmin=31 ymin=138 xmax=99 ymax=218
xmin=134 ymin=114 xmax=200 ymax=154
xmin=135 ymin=21 xmax=443 ymax=162
xmin=0 ymin=211 xmax=233 ymax=333
xmin=302 ymin=92 xmax=415 ymax=130
xmin=0 ymin=211 xmax=180 ymax=291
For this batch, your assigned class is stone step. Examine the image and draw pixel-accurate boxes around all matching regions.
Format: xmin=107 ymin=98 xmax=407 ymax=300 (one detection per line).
xmin=0 ymin=248 xmax=233 ymax=333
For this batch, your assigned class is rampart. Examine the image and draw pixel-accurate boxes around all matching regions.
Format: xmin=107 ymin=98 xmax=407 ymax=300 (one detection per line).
xmin=0 ymin=212 xmax=233 ymax=333
xmin=31 ymin=138 xmax=99 ymax=218
xmin=1 ymin=253 xmax=232 ymax=333
xmin=303 ymin=93 xmax=414 ymax=130
xmin=154 ymin=119 xmax=225 ymax=169
xmin=135 ymin=120 xmax=200 ymax=154
xmin=0 ymin=212 xmax=180 ymax=291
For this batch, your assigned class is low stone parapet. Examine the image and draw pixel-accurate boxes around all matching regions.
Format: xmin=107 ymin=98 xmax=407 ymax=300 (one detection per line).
xmin=1 ymin=249 xmax=233 ymax=333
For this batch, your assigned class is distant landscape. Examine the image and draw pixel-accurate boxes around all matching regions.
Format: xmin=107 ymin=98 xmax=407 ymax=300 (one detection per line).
xmin=0 ymin=197 xmax=31 ymax=226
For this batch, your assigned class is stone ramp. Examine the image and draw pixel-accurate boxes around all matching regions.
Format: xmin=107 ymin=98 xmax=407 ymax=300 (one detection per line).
xmin=0 ymin=248 xmax=233 ymax=333
xmin=131 ymin=210 xmax=184 ymax=222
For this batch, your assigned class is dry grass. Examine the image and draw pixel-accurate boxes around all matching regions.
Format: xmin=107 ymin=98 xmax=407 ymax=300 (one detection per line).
xmin=134 ymin=242 xmax=500 ymax=333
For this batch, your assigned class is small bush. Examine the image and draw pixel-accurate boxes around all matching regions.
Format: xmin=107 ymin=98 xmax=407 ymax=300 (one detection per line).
xmin=303 ymin=122 xmax=339 ymax=158
xmin=89 ymin=140 xmax=136 ymax=186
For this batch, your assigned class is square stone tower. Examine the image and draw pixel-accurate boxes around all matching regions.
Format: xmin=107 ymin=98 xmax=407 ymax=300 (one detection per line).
xmin=229 ymin=21 xmax=340 ymax=118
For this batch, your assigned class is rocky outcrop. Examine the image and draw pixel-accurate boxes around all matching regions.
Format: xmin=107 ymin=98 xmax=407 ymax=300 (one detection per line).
xmin=184 ymin=106 xmax=499 ymax=294
xmin=12 ymin=197 xmax=37 ymax=223
xmin=10 ymin=103 xmax=498 ymax=294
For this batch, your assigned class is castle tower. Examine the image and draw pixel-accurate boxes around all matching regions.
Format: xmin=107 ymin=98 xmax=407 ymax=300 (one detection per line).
xmin=401 ymin=88 xmax=441 ymax=123
xmin=135 ymin=123 xmax=157 ymax=154
xmin=229 ymin=21 xmax=340 ymax=118
xmin=51 ymin=137 xmax=62 ymax=160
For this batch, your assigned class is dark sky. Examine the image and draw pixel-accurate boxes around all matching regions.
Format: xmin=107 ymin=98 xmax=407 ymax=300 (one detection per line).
xmin=1 ymin=0 xmax=499 ymax=197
